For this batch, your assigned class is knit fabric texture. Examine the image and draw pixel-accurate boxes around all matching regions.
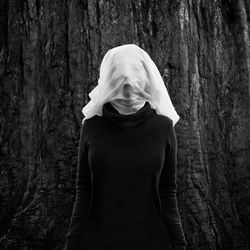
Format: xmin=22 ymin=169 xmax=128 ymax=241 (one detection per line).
xmin=65 ymin=101 xmax=187 ymax=250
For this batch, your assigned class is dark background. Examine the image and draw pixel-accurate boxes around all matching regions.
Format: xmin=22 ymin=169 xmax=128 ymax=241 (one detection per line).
xmin=0 ymin=0 xmax=250 ymax=249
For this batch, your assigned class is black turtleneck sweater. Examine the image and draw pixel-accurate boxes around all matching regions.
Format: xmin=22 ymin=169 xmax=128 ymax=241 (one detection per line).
xmin=65 ymin=101 xmax=187 ymax=250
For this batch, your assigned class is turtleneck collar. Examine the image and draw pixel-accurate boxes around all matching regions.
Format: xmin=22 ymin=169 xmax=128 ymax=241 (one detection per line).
xmin=102 ymin=101 xmax=155 ymax=128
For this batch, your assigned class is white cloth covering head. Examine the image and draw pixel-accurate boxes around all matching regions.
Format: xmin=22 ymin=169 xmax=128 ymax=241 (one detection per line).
xmin=81 ymin=44 xmax=180 ymax=126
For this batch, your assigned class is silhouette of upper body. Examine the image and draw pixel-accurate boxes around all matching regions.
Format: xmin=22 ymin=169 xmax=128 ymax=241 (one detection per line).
xmin=64 ymin=101 xmax=187 ymax=250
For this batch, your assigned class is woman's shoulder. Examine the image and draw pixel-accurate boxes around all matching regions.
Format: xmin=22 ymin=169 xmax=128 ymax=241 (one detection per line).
xmin=82 ymin=115 xmax=100 ymax=127
xmin=152 ymin=113 xmax=174 ymax=128
xmin=79 ymin=116 xmax=101 ymax=142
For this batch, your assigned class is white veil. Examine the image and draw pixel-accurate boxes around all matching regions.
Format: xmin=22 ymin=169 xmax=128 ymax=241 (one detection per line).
xmin=81 ymin=44 xmax=180 ymax=126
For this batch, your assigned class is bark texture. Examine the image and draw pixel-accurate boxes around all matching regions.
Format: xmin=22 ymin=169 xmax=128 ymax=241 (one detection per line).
xmin=0 ymin=0 xmax=249 ymax=249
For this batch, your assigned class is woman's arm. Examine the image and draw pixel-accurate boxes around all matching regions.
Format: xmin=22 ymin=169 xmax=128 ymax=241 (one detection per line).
xmin=64 ymin=121 xmax=92 ymax=250
xmin=158 ymin=119 xmax=187 ymax=250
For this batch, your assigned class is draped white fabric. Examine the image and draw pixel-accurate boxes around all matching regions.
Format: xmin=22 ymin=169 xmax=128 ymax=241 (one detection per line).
xmin=81 ymin=44 xmax=180 ymax=126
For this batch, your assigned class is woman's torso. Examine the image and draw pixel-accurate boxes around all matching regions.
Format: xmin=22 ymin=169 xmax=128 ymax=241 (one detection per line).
xmin=79 ymin=103 xmax=172 ymax=249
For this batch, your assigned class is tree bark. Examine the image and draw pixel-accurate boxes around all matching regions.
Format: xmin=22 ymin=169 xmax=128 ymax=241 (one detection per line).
xmin=0 ymin=0 xmax=249 ymax=249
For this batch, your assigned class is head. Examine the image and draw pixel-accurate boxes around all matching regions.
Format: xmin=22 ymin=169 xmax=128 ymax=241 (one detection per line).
xmin=82 ymin=44 xmax=180 ymax=126
xmin=99 ymin=44 xmax=152 ymax=108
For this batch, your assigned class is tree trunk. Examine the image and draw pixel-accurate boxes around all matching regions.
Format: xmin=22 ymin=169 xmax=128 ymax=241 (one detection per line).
xmin=0 ymin=0 xmax=249 ymax=249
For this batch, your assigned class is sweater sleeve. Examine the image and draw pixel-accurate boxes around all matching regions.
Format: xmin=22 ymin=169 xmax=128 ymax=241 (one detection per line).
xmin=64 ymin=121 xmax=92 ymax=250
xmin=158 ymin=119 xmax=187 ymax=250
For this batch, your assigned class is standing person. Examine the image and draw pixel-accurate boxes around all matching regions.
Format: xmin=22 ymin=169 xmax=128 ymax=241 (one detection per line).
xmin=64 ymin=44 xmax=187 ymax=250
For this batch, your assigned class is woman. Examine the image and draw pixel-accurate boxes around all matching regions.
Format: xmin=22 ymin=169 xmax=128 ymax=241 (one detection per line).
xmin=64 ymin=44 xmax=187 ymax=250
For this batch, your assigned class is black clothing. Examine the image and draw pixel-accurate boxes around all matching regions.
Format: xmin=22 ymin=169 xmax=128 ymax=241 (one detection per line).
xmin=65 ymin=101 xmax=187 ymax=250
